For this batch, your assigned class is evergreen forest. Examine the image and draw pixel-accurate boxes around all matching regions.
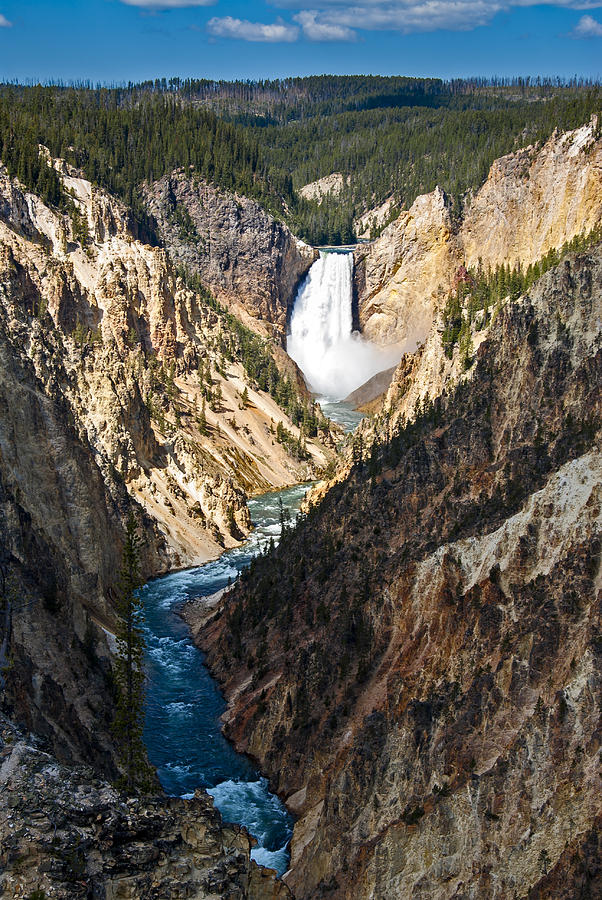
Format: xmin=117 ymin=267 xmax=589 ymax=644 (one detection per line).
xmin=0 ymin=76 xmax=600 ymax=246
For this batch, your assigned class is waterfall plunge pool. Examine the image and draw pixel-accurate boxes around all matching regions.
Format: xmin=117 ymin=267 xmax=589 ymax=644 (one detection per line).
xmin=142 ymin=484 xmax=309 ymax=876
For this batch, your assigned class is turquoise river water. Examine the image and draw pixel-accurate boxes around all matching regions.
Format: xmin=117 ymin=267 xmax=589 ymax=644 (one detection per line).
xmin=141 ymin=401 xmax=360 ymax=875
xmin=142 ymin=483 xmax=309 ymax=875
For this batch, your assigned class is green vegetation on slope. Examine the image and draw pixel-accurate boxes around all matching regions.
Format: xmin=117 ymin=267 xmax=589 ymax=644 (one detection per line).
xmin=0 ymin=77 xmax=600 ymax=247
xmin=259 ymin=89 xmax=602 ymax=243
xmin=157 ymin=75 xmax=601 ymax=243
xmin=441 ymin=225 xmax=602 ymax=363
xmin=0 ymin=84 xmax=292 ymax=239
xmin=129 ymin=74 xmax=599 ymax=124
xmin=113 ymin=514 xmax=154 ymax=794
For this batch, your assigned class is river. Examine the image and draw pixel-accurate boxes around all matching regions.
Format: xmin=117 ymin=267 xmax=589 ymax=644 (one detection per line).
xmin=142 ymin=483 xmax=309 ymax=875
xmin=142 ymin=251 xmax=373 ymax=877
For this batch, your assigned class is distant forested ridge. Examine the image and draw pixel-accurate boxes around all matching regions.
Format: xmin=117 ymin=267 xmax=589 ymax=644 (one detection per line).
xmin=0 ymin=84 xmax=292 ymax=238
xmin=0 ymin=76 xmax=600 ymax=247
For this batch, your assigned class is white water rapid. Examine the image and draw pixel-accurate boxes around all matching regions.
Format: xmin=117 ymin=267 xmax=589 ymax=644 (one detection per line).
xmin=287 ymin=250 xmax=401 ymax=400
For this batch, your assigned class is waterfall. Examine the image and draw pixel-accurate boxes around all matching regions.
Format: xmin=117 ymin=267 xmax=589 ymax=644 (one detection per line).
xmin=287 ymin=250 xmax=401 ymax=400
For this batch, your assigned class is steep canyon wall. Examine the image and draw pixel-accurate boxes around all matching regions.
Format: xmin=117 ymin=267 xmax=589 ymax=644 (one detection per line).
xmin=194 ymin=246 xmax=602 ymax=899
xmin=355 ymin=119 xmax=602 ymax=349
xmin=0 ymin=156 xmax=330 ymax=773
xmin=145 ymin=171 xmax=317 ymax=338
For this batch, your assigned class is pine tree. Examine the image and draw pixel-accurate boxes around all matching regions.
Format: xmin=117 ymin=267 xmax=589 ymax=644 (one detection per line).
xmin=458 ymin=319 xmax=474 ymax=371
xmin=277 ymin=495 xmax=291 ymax=533
xmin=198 ymin=397 xmax=208 ymax=435
xmin=113 ymin=513 xmax=153 ymax=793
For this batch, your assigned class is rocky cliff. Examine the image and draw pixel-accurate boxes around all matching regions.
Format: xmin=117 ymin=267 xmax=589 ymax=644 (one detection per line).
xmin=0 ymin=154 xmax=332 ymax=776
xmin=299 ymin=173 xmax=348 ymax=204
xmin=192 ymin=245 xmax=602 ymax=898
xmin=0 ymin=277 xmax=145 ymax=773
xmin=354 ymin=186 xmax=455 ymax=348
xmin=355 ymin=118 xmax=602 ymax=348
xmin=0 ymin=158 xmax=331 ymax=567
xmin=0 ymin=714 xmax=290 ymax=899
xmin=145 ymin=171 xmax=317 ymax=337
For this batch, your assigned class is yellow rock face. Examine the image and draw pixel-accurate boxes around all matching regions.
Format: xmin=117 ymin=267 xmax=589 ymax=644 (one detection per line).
xmin=461 ymin=121 xmax=602 ymax=270
xmin=356 ymin=118 xmax=602 ymax=349
xmin=356 ymin=186 xmax=458 ymax=348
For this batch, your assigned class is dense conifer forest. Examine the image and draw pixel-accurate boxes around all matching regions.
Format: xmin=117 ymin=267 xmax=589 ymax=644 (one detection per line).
xmin=0 ymin=76 xmax=600 ymax=245
xmin=0 ymin=85 xmax=292 ymax=241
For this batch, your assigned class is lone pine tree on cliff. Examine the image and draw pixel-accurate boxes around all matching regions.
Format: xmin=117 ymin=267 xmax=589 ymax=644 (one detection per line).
xmin=113 ymin=512 xmax=153 ymax=792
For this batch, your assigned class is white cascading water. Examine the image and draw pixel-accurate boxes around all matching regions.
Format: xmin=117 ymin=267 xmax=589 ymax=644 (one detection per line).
xmin=287 ymin=250 xmax=401 ymax=400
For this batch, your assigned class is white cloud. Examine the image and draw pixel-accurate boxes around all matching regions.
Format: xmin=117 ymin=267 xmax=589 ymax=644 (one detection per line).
xmin=286 ymin=1 xmax=503 ymax=34
xmin=514 ymin=0 xmax=602 ymax=8
xmin=569 ymin=12 xmax=602 ymax=33
xmin=120 ymin=0 xmax=215 ymax=8
xmin=0 ymin=13 xmax=12 ymax=26
xmin=207 ymin=15 xmax=300 ymax=41
xmin=273 ymin=0 xmax=602 ymax=34
xmin=293 ymin=9 xmax=357 ymax=38
xmin=113 ymin=0 xmax=602 ymax=38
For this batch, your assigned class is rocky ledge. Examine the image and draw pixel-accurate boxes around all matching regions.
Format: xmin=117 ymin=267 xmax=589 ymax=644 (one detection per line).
xmin=0 ymin=714 xmax=290 ymax=899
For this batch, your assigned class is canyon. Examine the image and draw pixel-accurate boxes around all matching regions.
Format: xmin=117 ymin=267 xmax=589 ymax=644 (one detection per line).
xmin=0 ymin=153 xmax=333 ymax=780
xmin=196 ymin=244 xmax=602 ymax=898
xmin=0 ymin=158 xmax=331 ymax=568
xmin=0 ymin=103 xmax=600 ymax=900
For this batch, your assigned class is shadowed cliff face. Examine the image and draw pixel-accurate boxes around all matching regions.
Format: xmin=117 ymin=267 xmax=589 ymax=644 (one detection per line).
xmin=145 ymin=171 xmax=318 ymax=338
xmin=354 ymin=119 xmax=602 ymax=349
xmin=193 ymin=248 xmax=602 ymax=898
xmin=0 ymin=306 xmax=145 ymax=773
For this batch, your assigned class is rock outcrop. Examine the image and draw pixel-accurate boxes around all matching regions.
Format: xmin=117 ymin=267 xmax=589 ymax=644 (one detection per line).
xmin=355 ymin=118 xmax=602 ymax=347
xmin=461 ymin=121 xmax=602 ymax=271
xmin=299 ymin=173 xmax=348 ymax=204
xmin=354 ymin=196 xmax=396 ymax=241
xmin=343 ymin=365 xmax=397 ymax=412
xmin=354 ymin=186 xmax=455 ymax=347
xmin=0 ymin=714 xmax=291 ymax=899
xmin=192 ymin=245 xmax=602 ymax=898
xmin=145 ymin=171 xmax=317 ymax=336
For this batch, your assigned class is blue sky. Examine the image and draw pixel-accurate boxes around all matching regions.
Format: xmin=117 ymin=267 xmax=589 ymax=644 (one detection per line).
xmin=0 ymin=0 xmax=600 ymax=84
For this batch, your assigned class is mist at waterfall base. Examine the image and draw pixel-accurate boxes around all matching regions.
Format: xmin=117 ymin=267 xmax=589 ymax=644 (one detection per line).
xmin=142 ymin=485 xmax=308 ymax=875
xmin=287 ymin=250 xmax=402 ymax=401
